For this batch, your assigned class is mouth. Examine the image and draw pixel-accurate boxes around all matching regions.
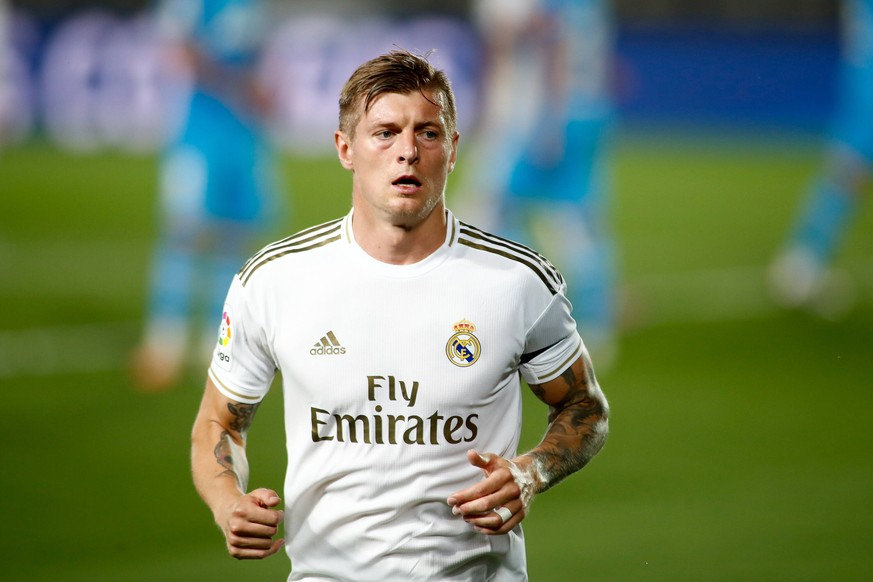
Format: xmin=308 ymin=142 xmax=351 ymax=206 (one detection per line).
xmin=392 ymin=175 xmax=422 ymax=189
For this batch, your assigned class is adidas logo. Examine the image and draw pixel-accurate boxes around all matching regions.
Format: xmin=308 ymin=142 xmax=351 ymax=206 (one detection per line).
xmin=310 ymin=331 xmax=347 ymax=355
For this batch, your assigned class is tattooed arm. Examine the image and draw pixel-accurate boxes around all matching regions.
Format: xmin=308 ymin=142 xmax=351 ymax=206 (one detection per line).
xmin=523 ymin=351 xmax=610 ymax=492
xmin=447 ymin=353 xmax=609 ymax=534
xmin=191 ymin=378 xmax=284 ymax=559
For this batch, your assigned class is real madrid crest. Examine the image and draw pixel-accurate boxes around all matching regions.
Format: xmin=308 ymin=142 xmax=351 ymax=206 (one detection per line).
xmin=446 ymin=319 xmax=481 ymax=367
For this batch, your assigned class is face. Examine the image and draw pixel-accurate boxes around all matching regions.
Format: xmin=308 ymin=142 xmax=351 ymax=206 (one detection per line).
xmin=335 ymin=90 xmax=459 ymax=229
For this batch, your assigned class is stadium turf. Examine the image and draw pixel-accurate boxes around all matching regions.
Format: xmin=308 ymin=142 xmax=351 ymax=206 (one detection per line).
xmin=1 ymin=132 xmax=870 ymax=580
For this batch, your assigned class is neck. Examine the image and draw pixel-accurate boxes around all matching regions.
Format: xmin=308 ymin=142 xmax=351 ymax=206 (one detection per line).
xmin=352 ymin=205 xmax=447 ymax=265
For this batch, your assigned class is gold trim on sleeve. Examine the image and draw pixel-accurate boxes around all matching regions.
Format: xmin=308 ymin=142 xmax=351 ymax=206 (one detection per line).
xmin=208 ymin=366 xmax=263 ymax=403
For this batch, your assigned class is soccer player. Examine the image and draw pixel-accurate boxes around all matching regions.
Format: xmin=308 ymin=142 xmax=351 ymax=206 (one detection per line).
xmin=769 ymin=0 xmax=872 ymax=318
xmin=460 ymin=0 xmax=619 ymax=367
xmin=191 ymin=50 xmax=610 ymax=580
xmin=130 ymin=0 xmax=284 ymax=391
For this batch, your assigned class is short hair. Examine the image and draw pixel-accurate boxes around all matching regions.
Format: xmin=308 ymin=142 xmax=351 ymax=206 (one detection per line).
xmin=338 ymin=49 xmax=458 ymax=140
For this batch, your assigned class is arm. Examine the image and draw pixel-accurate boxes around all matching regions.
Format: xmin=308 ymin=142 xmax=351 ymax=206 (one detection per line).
xmin=191 ymin=378 xmax=284 ymax=559
xmin=447 ymin=352 xmax=609 ymax=534
xmin=521 ymin=351 xmax=610 ymax=492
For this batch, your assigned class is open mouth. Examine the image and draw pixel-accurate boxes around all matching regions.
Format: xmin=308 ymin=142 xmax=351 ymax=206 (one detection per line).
xmin=392 ymin=175 xmax=422 ymax=187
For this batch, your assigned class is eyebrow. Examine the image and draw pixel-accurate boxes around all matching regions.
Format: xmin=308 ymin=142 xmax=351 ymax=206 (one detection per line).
xmin=415 ymin=121 xmax=443 ymax=131
xmin=366 ymin=119 xmax=444 ymax=133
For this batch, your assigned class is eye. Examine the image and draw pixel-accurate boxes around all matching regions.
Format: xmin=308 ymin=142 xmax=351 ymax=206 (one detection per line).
xmin=421 ymin=129 xmax=440 ymax=140
xmin=376 ymin=130 xmax=394 ymax=139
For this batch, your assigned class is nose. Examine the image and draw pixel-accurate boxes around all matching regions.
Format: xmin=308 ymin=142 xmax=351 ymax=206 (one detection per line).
xmin=398 ymin=133 xmax=419 ymax=164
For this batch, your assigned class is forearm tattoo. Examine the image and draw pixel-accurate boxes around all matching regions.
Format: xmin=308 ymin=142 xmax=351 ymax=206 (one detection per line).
xmin=212 ymin=401 xmax=259 ymax=490
xmin=214 ymin=430 xmax=238 ymax=481
xmin=532 ymin=357 xmax=609 ymax=492
xmin=227 ymin=401 xmax=259 ymax=434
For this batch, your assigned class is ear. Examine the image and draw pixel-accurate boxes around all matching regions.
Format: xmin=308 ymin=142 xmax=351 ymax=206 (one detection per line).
xmin=448 ymin=131 xmax=460 ymax=173
xmin=335 ymin=130 xmax=354 ymax=171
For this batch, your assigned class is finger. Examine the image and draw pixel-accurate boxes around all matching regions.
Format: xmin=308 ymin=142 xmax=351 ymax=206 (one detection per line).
xmin=225 ymin=516 xmax=283 ymax=548
xmin=226 ymin=519 xmax=281 ymax=551
xmin=448 ymin=451 xmax=514 ymax=511
xmin=249 ymin=487 xmax=282 ymax=508
xmin=460 ymin=492 xmax=505 ymax=517
xmin=448 ymin=457 xmax=505 ymax=506
xmin=466 ymin=449 xmax=492 ymax=470
xmin=463 ymin=500 xmax=523 ymax=527
xmin=471 ymin=503 xmax=528 ymax=536
xmin=455 ymin=471 xmax=521 ymax=514
xmin=475 ymin=510 xmax=524 ymax=535
xmin=459 ymin=498 xmax=524 ymax=527
xmin=236 ymin=496 xmax=284 ymax=527
xmin=228 ymin=517 xmax=281 ymax=540
xmin=267 ymin=537 xmax=285 ymax=556
xmin=228 ymin=537 xmax=285 ymax=560
xmin=447 ymin=473 xmax=500 ymax=508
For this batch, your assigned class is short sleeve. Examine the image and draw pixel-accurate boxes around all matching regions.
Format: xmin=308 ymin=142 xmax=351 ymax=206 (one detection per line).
xmin=519 ymin=292 xmax=584 ymax=385
xmin=208 ymin=274 xmax=276 ymax=403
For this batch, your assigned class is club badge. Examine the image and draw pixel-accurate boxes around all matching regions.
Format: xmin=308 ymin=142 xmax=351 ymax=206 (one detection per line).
xmin=446 ymin=319 xmax=481 ymax=367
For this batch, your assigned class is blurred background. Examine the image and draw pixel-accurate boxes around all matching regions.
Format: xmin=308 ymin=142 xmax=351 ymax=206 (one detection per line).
xmin=0 ymin=1 xmax=843 ymax=151
xmin=1 ymin=0 xmax=871 ymax=580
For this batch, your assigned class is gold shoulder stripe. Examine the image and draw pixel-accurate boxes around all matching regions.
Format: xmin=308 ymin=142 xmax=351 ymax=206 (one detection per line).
xmin=241 ymin=234 xmax=341 ymax=286
xmin=458 ymin=223 xmax=564 ymax=294
xmin=459 ymin=222 xmax=562 ymax=280
xmin=239 ymin=220 xmax=343 ymax=285
xmin=458 ymin=238 xmax=560 ymax=295
xmin=240 ymin=218 xmax=343 ymax=276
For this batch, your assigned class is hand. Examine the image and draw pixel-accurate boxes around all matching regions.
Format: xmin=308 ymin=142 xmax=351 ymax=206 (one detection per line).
xmin=217 ymin=488 xmax=285 ymax=559
xmin=446 ymin=450 xmax=537 ymax=535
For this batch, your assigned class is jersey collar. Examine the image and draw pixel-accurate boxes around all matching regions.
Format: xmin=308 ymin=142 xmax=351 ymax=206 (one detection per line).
xmin=342 ymin=208 xmax=459 ymax=278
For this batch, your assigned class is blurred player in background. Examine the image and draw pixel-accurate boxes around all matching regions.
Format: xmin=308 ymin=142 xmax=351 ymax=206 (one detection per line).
xmin=460 ymin=0 xmax=619 ymax=368
xmin=130 ymin=0 xmax=284 ymax=391
xmin=0 ymin=0 xmax=10 ymax=144
xmin=769 ymin=0 xmax=872 ymax=318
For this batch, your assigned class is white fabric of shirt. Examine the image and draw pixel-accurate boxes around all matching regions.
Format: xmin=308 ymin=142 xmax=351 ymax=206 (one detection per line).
xmin=208 ymin=209 xmax=584 ymax=581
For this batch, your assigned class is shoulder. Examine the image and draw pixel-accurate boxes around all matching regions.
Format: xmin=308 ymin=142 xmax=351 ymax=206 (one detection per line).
xmin=237 ymin=217 xmax=345 ymax=286
xmin=455 ymin=220 xmax=565 ymax=296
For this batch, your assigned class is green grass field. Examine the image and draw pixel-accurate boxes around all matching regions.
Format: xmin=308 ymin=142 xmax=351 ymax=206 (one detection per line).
xmin=1 ymin=131 xmax=871 ymax=581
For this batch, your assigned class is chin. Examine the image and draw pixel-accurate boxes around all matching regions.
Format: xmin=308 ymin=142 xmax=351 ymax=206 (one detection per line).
xmin=410 ymin=201 xmax=444 ymax=222
xmin=391 ymin=194 xmax=441 ymax=219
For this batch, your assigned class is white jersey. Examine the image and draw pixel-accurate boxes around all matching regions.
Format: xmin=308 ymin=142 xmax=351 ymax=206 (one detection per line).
xmin=209 ymin=209 xmax=584 ymax=581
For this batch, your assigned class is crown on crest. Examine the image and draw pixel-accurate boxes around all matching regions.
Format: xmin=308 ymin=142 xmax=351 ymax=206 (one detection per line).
xmin=453 ymin=319 xmax=476 ymax=333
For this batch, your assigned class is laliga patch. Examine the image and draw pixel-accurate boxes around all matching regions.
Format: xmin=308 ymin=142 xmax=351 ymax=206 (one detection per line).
xmin=216 ymin=305 xmax=234 ymax=371
xmin=446 ymin=319 xmax=481 ymax=367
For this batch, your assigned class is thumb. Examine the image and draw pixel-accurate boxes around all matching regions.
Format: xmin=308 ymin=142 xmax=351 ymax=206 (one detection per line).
xmin=467 ymin=449 xmax=492 ymax=470
xmin=250 ymin=487 xmax=282 ymax=508
xmin=269 ymin=536 xmax=285 ymax=555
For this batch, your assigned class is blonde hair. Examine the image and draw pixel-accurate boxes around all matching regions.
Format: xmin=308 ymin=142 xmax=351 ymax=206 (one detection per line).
xmin=338 ymin=49 xmax=457 ymax=140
